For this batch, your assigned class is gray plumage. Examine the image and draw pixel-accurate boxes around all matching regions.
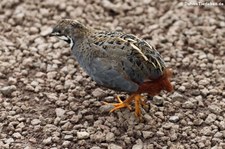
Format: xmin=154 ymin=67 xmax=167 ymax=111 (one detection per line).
xmin=50 ymin=19 xmax=166 ymax=93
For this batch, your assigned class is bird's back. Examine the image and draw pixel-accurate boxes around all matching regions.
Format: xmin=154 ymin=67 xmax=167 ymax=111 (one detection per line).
xmin=89 ymin=31 xmax=166 ymax=83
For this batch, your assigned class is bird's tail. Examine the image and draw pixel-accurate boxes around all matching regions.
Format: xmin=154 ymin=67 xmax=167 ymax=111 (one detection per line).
xmin=137 ymin=68 xmax=173 ymax=96
xmin=160 ymin=68 xmax=173 ymax=92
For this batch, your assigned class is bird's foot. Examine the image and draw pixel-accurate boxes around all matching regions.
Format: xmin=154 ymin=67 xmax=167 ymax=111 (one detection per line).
xmin=104 ymin=94 xmax=145 ymax=118
xmin=103 ymin=95 xmax=132 ymax=112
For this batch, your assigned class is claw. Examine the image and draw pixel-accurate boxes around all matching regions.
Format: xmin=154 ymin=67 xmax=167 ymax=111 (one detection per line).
xmin=103 ymin=94 xmax=145 ymax=118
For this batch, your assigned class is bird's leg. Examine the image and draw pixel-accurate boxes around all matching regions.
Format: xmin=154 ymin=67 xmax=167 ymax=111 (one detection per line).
xmin=134 ymin=94 xmax=142 ymax=118
xmin=103 ymin=94 xmax=136 ymax=112
xmin=104 ymin=94 xmax=145 ymax=118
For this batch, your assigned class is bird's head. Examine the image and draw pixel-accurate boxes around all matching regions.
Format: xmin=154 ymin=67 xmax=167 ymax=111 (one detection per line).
xmin=50 ymin=19 xmax=90 ymax=47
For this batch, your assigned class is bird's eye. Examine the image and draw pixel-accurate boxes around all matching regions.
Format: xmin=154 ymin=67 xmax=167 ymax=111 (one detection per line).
xmin=56 ymin=30 xmax=61 ymax=34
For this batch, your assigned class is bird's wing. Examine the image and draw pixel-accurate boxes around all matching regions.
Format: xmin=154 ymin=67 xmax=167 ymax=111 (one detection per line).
xmin=91 ymin=32 xmax=166 ymax=84
xmin=119 ymin=33 xmax=166 ymax=80
xmin=89 ymin=55 xmax=139 ymax=92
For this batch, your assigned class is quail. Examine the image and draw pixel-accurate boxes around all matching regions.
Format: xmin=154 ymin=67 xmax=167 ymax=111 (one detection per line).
xmin=50 ymin=19 xmax=173 ymax=118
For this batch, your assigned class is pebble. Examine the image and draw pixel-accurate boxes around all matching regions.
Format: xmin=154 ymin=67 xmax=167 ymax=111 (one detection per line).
xmin=141 ymin=131 xmax=153 ymax=140
xmin=132 ymin=144 xmax=143 ymax=149
xmin=178 ymin=86 xmax=186 ymax=92
xmin=31 ymin=119 xmax=41 ymax=125
xmin=8 ymin=77 xmax=17 ymax=85
xmin=77 ymin=131 xmax=90 ymax=139
xmin=12 ymin=132 xmax=22 ymax=139
xmin=92 ymin=88 xmax=106 ymax=97
xmin=182 ymin=101 xmax=195 ymax=109
xmin=99 ymin=104 xmax=114 ymax=113
xmin=90 ymin=131 xmax=105 ymax=142
xmin=62 ymin=141 xmax=71 ymax=147
xmin=5 ymin=138 xmax=14 ymax=144
xmin=90 ymin=146 xmax=101 ymax=149
xmin=55 ymin=108 xmax=65 ymax=117
xmin=40 ymin=27 xmax=52 ymax=36
xmin=169 ymin=116 xmax=180 ymax=123
xmin=153 ymin=96 xmax=164 ymax=106
xmin=205 ymin=113 xmax=217 ymax=124
xmin=108 ymin=143 xmax=123 ymax=149
xmin=64 ymin=135 xmax=73 ymax=141
xmin=0 ymin=85 xmax=17 ymax=96
xmin=201 ymin=88 xmax=209 ymax=96
xmin=105 ymin=132 xmax=115 ymax=142
xmin=208 ymin=105 xmax=222 ymax=114
xmin=200 ymin=127 xmax=212 ymax=136
xmin=43 ymin=137 xmax=52 ymax=145
xmin=171 ymin=92 xmax=183 ymax=101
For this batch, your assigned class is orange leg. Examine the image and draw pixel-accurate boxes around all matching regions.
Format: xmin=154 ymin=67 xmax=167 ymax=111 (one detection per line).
xmin=134 ymin=94 xmax=142 ymax=117
xmin=104 ymin=94 xmax=145 ymax=118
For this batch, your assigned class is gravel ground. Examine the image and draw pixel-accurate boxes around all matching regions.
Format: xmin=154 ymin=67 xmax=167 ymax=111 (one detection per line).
xmin=0 ymin=0 xmax=225 ymax=149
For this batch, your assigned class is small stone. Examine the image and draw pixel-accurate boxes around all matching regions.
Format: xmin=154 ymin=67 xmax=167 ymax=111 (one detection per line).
xmin=90 ymin=131 xmax=105 ymax=142
xmin=193 ymin=119 xmax=203 ymax=126
xmin=8 ymin=77 xmax=17 ymax=85
xmin=156 ymin=131 xmax=164 ymax=136
xmin=199 ymin=79 xmax=209 ymax=86
xmin=142 ymin=131 xmax=153 ymax=139
xmin=62 ymin=141 xmax=71 ymax=147
xmin=200 ymin=126 xmax=212 ymax=136
xmin=24 ymin=146 xmax=32 ymax=149
xmin=12 ymin=132 xmax=22 ymax=139
xmin=90 ymin=146 xmax=101 ymax=149
xmin=106 ymin=132 xmax=115 ymax=142
xmin=55 ymin=108 xmax=65 ymax=117
xmin=30 ymin=81 xmax=39 ymax=87
xmin=99 ymin=104 xmax=114 ymax=113
xmin=153 ymin=96 xmax=164 ymax=106
xmin=182 ymin=101 xmax=195 ymax=109
xmin=92 ymin=88 xmax=106 ymax=97
xmin=162 ymin=122 xmax=174 ymax=129
xmin=30 ymin=26 xmax=39 ymax=34
xmin=5 ymin=138 xmax=14 ymax=144
xmin=132 ymin=144 xmax=143 ymax=149
xmin=0 ymin=85 xmax=17 ymax=96
xmin=31 ymin=119 xmax=41 ymax=125
xmin=70 ymin=115 xmax=81 ymax=123
xmin=64 ymin=135 xmax=73 ymax=141
xmin=171 ymin=92 xmax=183 ymax=101
xmin=198 ymin=142 xmax=205 ymax=148
xmin=208 ymin=105 xmax=222 ymax=114
xmin=214 ymin=132 xmax=223 ymax=138
xmin=201 ymin=88 xmax=209 ymax=96
xmin=61 ymin=122 xmax=72 ymax=130
xmin=29 ymin=137 xmax=37 ymax=143
xmin=47 ymin=72 xmax=57 ymax=79
xmin=169 ymin=116 xmax=180 ymax=123
xmin=178 ymin=86 xmax=185 ymax=92
xmin=108 ymin=143 xmax=123 ymax=149
xmin=170 ymin=131 xmax=178 ymax=141
xmin=75 ymin=75 xmax=83 ymax=82
xmin=205 ymin=113 xmax=217 ymax=124
xmin=77 ymin=131 xmax=90 ymax=139
xmin=40 ymin=27 xmax=52 ymax=36
xmin=143 ymin=114 xmax=153 ymax=122
xmin=43 ymin=137 xmax=52 ymax=145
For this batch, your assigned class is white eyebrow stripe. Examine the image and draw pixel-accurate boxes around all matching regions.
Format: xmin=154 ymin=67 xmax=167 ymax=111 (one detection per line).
xmin=57 ymin=36 xmax=69 ymax=41
xmin=69 ymin=37 xmax=74 ymax=48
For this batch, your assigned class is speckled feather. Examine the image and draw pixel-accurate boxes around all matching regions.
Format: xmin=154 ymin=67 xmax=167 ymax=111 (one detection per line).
xmin=51 ymin=19 xmax=166 ymax=92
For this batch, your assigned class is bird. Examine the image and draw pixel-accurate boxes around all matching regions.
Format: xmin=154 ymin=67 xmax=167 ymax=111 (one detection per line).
xmin=50 ymin=19 xmax=173 ymax=118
